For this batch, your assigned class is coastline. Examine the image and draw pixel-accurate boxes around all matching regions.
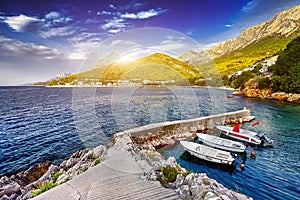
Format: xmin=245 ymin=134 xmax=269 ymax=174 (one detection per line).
xmin=233 ymin=89 xmax=300 ymax=104
xmin=42 ymin=84 xmax=236 ymax=90
xmin=0 ymin=109 xmax=253 ymax=200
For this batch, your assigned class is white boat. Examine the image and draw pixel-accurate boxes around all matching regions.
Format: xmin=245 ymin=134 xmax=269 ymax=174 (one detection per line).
xmin=180 ymin=141 xmax=235 ymax=165
xmin=196 ymin=133 xmax=246 ymax=153
xmin=216 ymin=124 xmax=274 ymax=147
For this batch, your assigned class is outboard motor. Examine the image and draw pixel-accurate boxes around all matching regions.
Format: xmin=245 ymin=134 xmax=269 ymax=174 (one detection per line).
xmin=257 ymin=131 xmax=274 ymax=147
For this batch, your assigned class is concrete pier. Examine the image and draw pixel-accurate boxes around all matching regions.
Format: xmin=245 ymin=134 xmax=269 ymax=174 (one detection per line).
xmin=116 ymin=108 xmax=253 ymax=141
xmin=31 ymin=108 xmax=253 ymax=200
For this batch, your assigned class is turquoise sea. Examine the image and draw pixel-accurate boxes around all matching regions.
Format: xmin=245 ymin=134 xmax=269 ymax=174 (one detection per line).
xmin=0 ymin=86 xmax=299 ymax=199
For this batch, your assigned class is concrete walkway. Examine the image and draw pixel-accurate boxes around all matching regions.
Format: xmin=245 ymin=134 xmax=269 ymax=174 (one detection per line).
xmin=32 ymin=148 xmax=179 ymax=200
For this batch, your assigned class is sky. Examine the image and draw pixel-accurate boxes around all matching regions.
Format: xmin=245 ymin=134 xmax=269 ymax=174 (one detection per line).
xmin=0 ymin=0 xmax=299 ymax=85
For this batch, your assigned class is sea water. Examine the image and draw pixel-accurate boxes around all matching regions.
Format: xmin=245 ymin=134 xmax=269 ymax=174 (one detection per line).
xmin=0 ymin=86 xmax=299 ymax=199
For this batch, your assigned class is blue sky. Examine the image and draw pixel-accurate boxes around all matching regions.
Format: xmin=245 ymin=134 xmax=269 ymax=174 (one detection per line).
xmin=0 ymin=0 xmax=299 ymax=85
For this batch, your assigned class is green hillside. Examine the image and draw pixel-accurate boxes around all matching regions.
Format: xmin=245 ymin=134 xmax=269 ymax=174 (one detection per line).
xmin=269 ymin=36 xmax=300 ymax=93
xmin=213 ymin=34 xmax=297 ymax=76
xmin=227 ymin=36 xmax=300 ymax=92
xmin=100 ymin=53 xmax=201 ymax=84
xmin=47 ymin=53 xmax=202 ymax=86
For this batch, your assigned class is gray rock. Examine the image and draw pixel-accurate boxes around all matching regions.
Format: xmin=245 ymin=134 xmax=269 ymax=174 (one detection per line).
xmin=16 ymin=190 xmax=33 ymax=200
xmin=0 ymin=176 xmax=21 ymax=197
xmin=24 ymin=164 xmax=59 ymax=190
xmin=179 ymin=185 xmax=191 ymax=199
xmin=56 ymin=174 xmax=70 ymax=184
xmin=184 ymin=174 xmax=194 ymax=186
xmin=81 ymin=149 xmax=94 ymax=161
xmin=0 ymin=194 xmax=9 ymax=200
xmin=174 ymin=174 xmax=184 ymax=188
xmin=65 ymin=158 xmax=80 ymax=170
xmin=8 ymin=193 xmax=18 ymax=200
xmin=59 ymin=160 xmax=68 ymax=170
xmin=204 ymin=191 xmax=217 ymax=200
xmin=164 ymin=157 xmax=177 ymax=168
xmin=190 ymin=182 xmax=202 ymax=199
xmin=219 ymin=194 xmax=231 ymax=200
xmin=92 ymin=145 xmax=107 ymax=158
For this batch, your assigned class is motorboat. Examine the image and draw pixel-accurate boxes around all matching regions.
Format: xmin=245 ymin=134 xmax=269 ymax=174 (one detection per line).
xmin=180 ymin=141 xmax=236 ymax=165
xmin=197 ymin=133 xmax=246 ymax=153
xmin=216 ymin=124 xmax=274 ymax=147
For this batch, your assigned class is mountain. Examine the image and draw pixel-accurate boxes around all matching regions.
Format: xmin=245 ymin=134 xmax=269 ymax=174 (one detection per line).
xmin=98 ymin=53 xmax=202 ymax=84
xmin=180 ymin=5 xmax=300 ymax=76
xmin=178 ymin=50 xmax=211 ymax=66
xmin=48 ymin=53 xmax=203 ymax=86
xmin=209 ymin=5 xmax=300 ymax=58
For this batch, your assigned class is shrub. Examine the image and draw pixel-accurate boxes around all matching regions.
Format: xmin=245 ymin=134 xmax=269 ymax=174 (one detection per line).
xmin=51 ymin=171 xmax=63 ymax=183
xmin=258 ymin=77 xmax=271 ymax=89
xmin=32 ymin=182 xmax=58 ymax=197
xmin=92 ymin=157 xmax=102 ymax=165
xmin=157 ymin=166 xmax=178 ymax=186
xmin=231 ymin=71 xmax=255 ymax=89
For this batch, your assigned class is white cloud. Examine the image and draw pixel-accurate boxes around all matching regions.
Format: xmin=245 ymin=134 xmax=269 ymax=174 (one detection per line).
xmin=40 ymin=26 xmax=76 ymax=38
xmin=109 ymin=4 xmax=117 ymax=9
xmin=241 ymin=1 xmax=256 ymax=13
xmin=44 ymin=11 xmax=72 ymax=25
xmin=133 ymin=2 xmax=146 ymax=9
xmin=111 ymin=40 xmax=138 ymax=46
xmin=121 ymin=13 xmax=137 ymax=19
xmin=108 ymin=29 xmax=122 ymax=34
xmin=0 ymin=35 xmax=64 ymax=60
xmin=0 ymin=35 xmax=81 ymax=85
xmin=121 ymin=8 xmax=167 ymax=19
xmin=67 ymin=37 xmax=103 ymax=60
xmin=225 ymin=24 xmax=233 ymax=28
xmin=4 ymin=14 xmax=41 ymax=32
xmin=101 ymin=18 xmax=127 ymax=30
xmin=69 ymin=32 xmax=101 ymax=43
xmin=97 ymin=11 xmax=111 ymax=15
xmin=185 ymin=29 xmax=194 ymax=36
xmin=45 ymin=11 xmax=61 ymax=19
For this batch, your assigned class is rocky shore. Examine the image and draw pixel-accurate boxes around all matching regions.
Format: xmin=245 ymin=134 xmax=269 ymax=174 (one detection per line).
xmin=233 ymin=88 xmax=300 ymax=104
xmin=0 ymin=146 xmax=107 ymax=200
xmin=112 ymin=124 xmax=252 ymax=200
xmin=1 ymin=110 xmax=254 ymax=200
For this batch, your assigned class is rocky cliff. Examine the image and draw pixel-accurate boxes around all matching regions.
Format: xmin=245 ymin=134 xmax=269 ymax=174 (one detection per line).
xmin=233 ymin=78 xmax=300 ymax=104
xmin=208 ymin=5 xmax=300 ymax=58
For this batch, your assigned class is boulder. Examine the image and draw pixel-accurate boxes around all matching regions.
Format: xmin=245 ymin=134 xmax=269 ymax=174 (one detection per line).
xmin=81 ymin=149 xmax=94 ymax=161
xmin=64 ymin=158 xmax=80 ymax=171
xmin=271 ymin=92 xmax=289 ymax=101
xmin=179 ymin=185 xmax=191 ymax=199
xmin=56 ymin=174 xmax=70 ymax=184
xmin=70 ymin=148 xmax=89 ymax=159
xmin=11 ymin=161 xmax=51 ymax=187
xmin=204 ymin=191 xmax=217 ymax=200
xmin=287 ymin=93 xmax=300 ymax=103
xmin=92 ymin=145 xmax=107 ymax=158
xmin=25 ymin=164 xmax=59 ymax=190
xmin=174 ymin=174 xmax=184 ymax=188
xmin=164 ymin=157 xmax=177 ymax=168
xmin=0 ymin=176 xmax=21 ymax=197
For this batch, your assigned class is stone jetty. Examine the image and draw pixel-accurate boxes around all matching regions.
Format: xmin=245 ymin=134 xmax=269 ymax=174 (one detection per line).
xmin=0 ymin=108 xmax=254 ymax=200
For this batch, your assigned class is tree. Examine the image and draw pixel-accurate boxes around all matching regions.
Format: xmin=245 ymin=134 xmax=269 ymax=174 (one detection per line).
xmin=258 ymin=77 xmax=271 ymax=89
xmin=269 ymin=36 xmax=300 ymax=93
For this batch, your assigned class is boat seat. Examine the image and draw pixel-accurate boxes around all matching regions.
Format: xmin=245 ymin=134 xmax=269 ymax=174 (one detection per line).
xmin=216 ymin=153 xmax=229 ymax=159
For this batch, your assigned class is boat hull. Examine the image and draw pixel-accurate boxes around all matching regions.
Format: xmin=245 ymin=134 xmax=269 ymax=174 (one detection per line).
xmin=180 ymin=141 xmax=235 ymax=165
xmin=216 ymin=126 xmax=261 ymax=146
xmin=197 ymin=134 xmax=246 ymax=153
